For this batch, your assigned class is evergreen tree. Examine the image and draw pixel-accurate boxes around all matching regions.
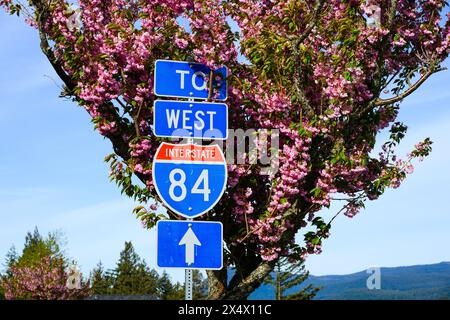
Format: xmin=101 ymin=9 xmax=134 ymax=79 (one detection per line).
xmin=16 ymin=228 xmax=65 ymax=268
xmin=192 ymin=270 xmax=208 ymax=300
xmin=265 ymin=258 xmax=320 ymax=300
xmin=156 ymin=271 xmax=207 ymax=300
xmin=111 ymin=241 xmax=140 ymax=294
xmin=4 ymin=246 xmax=18 ymax=277
xmin=0 ymin=246 xmax=18 ymax=299
xmin=110 ymin=242 xmax=159 ymax=296
xmin=135 ymin=262 xmax=159 ymax=296
xmin=90 ymin=262 xmax=112 ymax=295
xmin=157 ymin=271 xmax=175 ymax=300
xmin=170 ymin=282 xmax=185 ymax=300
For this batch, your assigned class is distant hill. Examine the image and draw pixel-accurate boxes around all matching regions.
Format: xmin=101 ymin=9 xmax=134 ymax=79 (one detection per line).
xmin=249 ymin=261 xmax=450 ymax=300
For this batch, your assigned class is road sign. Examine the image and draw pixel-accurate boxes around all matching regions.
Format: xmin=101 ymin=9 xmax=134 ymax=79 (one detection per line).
xmin=154 ymin=60 xmax=228 ymax=101
xmin=157 ymin=220 xmax=223 ymax=269
xmin=152 ymin=143 xmax=227 ymax=219
xmin=153 ymin=100 xmax=228 ymax=140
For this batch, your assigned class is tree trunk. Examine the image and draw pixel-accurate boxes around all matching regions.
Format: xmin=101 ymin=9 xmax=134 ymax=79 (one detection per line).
xmin=206 ymin=269 xmax=227 ymax=300
xmin=207 ymin=262 xmax=274 ymax=300
xmin=276 ymin=267 xmax=281 ymax=300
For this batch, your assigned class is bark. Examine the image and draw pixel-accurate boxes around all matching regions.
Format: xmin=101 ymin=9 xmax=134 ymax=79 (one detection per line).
xmin=221 ymin=262 xmax=274 ymax=300
xmin=207 ymin=264 xmax=275 ymax=300
xmin=206 ymin=269 xmax=227 ymax=300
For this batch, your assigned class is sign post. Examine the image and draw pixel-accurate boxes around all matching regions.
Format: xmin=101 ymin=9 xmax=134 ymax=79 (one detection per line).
xmin=185 ymin=93 xmax=195 ymax=302
xmin=185 ymin=269 xmax=193 ymax=300
xmin=153 ymin=60 xmax=228 ymax=301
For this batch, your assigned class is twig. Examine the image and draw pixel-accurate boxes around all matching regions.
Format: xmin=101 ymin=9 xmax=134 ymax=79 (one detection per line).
xmin=373 ymin=67 xmax=446 ymax=107
xmin=291 ymin=0 xmax=326 ymax=48
xmin=207 ymin=70 xmax=214 ymax=102
xmin=133 ymin=103 xmax=143 ymax=137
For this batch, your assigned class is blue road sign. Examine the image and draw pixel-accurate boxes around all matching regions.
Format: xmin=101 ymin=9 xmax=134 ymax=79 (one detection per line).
xmin=154 ymin=60 xmax=228 ymax=101
xmin=157 ymin=220 xmax=223 ymax=269
xmin=153 ymin=100 xmax=228 ymax=140
xmin=153 ymin=143 xmax=227 ymax=219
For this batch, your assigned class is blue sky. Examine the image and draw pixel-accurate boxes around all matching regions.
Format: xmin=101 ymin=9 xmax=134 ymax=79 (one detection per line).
xmin=0 ymin=12 xmax=449 ymax=284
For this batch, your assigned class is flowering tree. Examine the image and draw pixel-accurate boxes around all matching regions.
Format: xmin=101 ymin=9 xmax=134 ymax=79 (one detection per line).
xmin=1 ymin=0 xmax=449 ymax=299
xmin=0 ymin=229 xmax=90 ymax=300
xmin=2 ymin=256 xmax=90 ymax=300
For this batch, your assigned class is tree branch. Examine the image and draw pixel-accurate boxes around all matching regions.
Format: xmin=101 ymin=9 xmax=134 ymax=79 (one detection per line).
xmin=33 ymin=2 xmax=75 ymax=92
xmin=373 ymin=67 xmax=446 ymax=107
xmin=371 ymin=0 xmax=399 ymax=98
xmin=221 ymin=261 xmax=275 ymax=300
xmin=291 ymin=0 xmax=326 ymax=47
xmin=290 ymin=0 xmax=326 ymax=118
xmin=206 ymin=269 xmax=228 ymax=300
xmin=387 ymin=0 xmax=399 ymax=29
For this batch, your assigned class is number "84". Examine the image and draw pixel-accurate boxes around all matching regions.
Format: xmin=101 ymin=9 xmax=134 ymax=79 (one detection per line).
xmin=169 ymin=169 xmax=211 ymax=202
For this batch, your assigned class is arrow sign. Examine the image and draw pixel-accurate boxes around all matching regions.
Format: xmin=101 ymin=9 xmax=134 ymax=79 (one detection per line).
xmin=178 ymin=223 xmax=201 ymax=266
xmin=157 ymin=220 xmax=223 ymax=269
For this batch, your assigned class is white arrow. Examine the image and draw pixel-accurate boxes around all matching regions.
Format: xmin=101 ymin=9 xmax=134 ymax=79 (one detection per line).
xmin=178 ymin=224 xmax=202 ymax=266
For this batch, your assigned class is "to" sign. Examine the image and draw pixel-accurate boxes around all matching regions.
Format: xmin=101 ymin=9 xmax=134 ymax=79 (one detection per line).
xmin=154 ymin=60 xmax=228 ymax=101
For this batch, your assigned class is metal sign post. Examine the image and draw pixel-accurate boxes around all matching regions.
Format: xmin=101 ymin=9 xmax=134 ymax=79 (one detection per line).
xmin=186 ymin=97 xmax=194 ymax=302
xmin=153 ymin=60 xmax=228 ymax=302
xmin=185 ymin=269 xmax=193 ymax=300
xmin=185 ymin=221 xmax=193 ymax=302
